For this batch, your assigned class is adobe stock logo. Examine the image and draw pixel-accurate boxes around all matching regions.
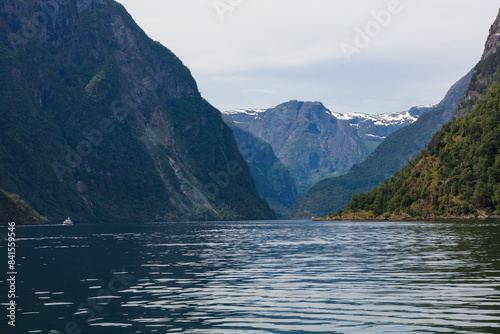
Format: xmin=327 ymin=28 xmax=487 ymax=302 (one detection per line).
xmin=340 ymin=0 xmax=404 ymax=63
xmin=7 ymin=0 xmax=70 ymax=53
xmin=203 ymin=161 xmax=243 ymax=199
xmin=213 ymin=0 xmax=244 ymax=21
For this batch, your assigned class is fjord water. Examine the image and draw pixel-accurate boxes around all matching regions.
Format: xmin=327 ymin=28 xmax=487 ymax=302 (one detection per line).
xmin=2 ymin=220 xmax=500 ymax=334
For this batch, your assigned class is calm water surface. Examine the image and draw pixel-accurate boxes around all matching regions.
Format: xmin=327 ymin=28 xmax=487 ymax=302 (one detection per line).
xmin=1 ymin=220 xmax=500 ymax=333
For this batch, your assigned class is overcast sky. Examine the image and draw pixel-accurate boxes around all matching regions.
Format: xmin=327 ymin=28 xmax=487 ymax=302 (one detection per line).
xmin=116 ymin=0 xmax=499 ymax=115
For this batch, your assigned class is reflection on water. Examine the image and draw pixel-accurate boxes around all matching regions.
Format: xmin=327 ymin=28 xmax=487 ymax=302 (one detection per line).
xmin=2 ymin=220 xmax=500 ymax=333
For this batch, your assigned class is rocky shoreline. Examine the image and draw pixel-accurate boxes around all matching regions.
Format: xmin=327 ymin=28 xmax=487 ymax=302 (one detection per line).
xmin=315 ymin=211 xmax=500 ymax=222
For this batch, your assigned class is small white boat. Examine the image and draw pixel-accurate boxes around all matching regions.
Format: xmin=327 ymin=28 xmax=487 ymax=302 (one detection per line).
xmin=63 ymin=217 xmax=73 ymax=225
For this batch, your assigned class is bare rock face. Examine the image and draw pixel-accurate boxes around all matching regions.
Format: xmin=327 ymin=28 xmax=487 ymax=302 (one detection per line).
xmin=481 ymin=9 xmax=500 ymax=61
xmin=453 ymin=8 xmax=500 ymax=119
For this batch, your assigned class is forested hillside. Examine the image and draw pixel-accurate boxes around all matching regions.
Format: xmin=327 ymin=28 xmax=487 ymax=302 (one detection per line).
xmin=329 ymin=82 xmax=500 ymax=220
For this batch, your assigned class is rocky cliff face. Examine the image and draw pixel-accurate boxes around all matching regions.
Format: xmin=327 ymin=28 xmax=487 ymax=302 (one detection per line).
xmin=481 ymin=9 xmax=500 ymax=61
xmin=0 ymin=0 xmax=275 ymax=223
xmin=224 ymin=101 xmax=432 ymax=194
xmin=453 ymin=9 xmax=500 ymax=119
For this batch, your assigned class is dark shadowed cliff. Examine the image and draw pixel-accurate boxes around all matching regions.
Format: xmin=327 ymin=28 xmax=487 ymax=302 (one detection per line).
xmin=0 ymin=0 xmax=275 ymax=223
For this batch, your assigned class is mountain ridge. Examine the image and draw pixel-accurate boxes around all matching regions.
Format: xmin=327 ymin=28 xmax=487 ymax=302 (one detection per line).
xmin=226 ymin=103 xmax=435 ymax=141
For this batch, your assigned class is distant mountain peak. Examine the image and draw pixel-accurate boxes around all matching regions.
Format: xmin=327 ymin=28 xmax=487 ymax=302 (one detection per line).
xmin=223 ymin=101 xmax=434 ymax=193
xmin=270 ymin=100 xmax=326 ymax=113
xmin=224 ymin=108 xmax=267 ymax=116
xmin=330 ymin=105 xmax=437 ymax=125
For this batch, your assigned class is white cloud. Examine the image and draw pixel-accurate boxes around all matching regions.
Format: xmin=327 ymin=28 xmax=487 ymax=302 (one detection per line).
xmin=116 ymin=0 xmax=500 ymax=114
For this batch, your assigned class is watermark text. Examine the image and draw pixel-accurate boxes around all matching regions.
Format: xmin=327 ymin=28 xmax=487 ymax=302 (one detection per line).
xmin=6 ymin=222 xmax=17 ymax=327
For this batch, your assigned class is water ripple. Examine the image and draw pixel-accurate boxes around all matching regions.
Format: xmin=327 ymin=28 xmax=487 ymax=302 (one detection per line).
xmin=4 ymin=220 xmax=500 ymax=333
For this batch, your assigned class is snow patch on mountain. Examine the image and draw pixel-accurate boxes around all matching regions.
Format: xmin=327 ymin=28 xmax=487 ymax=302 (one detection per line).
xmin=225 ymin=102 xmax=438 ymax=129
xmin=224 ymin=108 xmax=267 ymax=116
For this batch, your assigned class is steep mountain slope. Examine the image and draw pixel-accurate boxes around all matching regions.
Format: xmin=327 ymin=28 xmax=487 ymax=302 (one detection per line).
xmin=326 ymin=10 xmax=500 ymax=221
xmin=0 ymin=0 xmax=275 ymax=224
xmin=224 ymin=118 xmax=298 ymax=218
xmin=224 ymin=101 xmax=432 ymax=194
xmin=294 ymin=71 xmax=472 ymax=218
